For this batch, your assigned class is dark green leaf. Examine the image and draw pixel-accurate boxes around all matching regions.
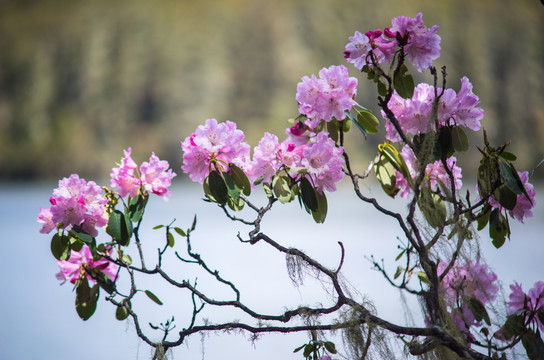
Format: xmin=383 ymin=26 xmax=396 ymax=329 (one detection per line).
xmin=377 ymin=81 xmax=387 ymax=97
xmin=106 ymin=210 xmax=133 ymax=246
xmin=51 ymin=233 xmax=71 ymax=261
xmin=300 ymin=177 xmax=318 ymax=212
xmin=208 ymin=170 xmax=228 ymax=205
xmin=356 ymin=110 xmax=379 ymax=134
xmin=145 ymin=290 xmax=163 ymax=306
xmin=324 ymin=341 xmax=337 ymax=354
xmin=311 ymin=190 xmax=328 ymax=223
xmin=489 ymin=209 xmax=509 ymax=249
xmin=492 ymin=184 xmax=517 ymax=211
xmin=451 ymin=126 xmax=469 ymax=153
xmin=499 ymin=160 xmax=533 ymax=204
xmin=69 ymin=237 xmax=84 ymax=252
xmin=293 ymin=344 xmax=305 ymax=353
xmin=499 ymin=151 xmax=517 ymax=162
xmin=478 ymin=156 xmax=500 ymax=199
xmin=223 ymin=171 xmax=240 ymax=200
xmin=327 ymin=121 xmax=339 ymax=142
xmin=303 ymin=343 xmax=315 ymax=358
xmin=393 ymin=64 xmax=414 ymax=99
xmin=502 ymin=314 xmax=525 ymax=340
xmin=477 ymin=207 xmax=492 ymax=231
xmin=190 ymin=215 xmax=197 ymax=231
xmin=115 ymin=303 xmax=130 ymax=321
xmin=468 ymin=298 xmax=491 ymax=325
xmin=75 ymin=279 xmax=99 ymax=321
xmin=522 ymin=330 xmax=544 ymax=360
xmin=71 ymin=229 xmax=94 ymax=244
xmin=229 ymin=163 xmax=251 ymax=196
xmin=127 ymin=193 xmax=148 ymax=223
xmin=227 ymin=195 xmax=245 ymax=211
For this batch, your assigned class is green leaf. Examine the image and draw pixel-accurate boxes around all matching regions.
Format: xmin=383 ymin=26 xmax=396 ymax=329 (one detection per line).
xmin=223 ymin=171 xmax=240 ymax=200
xmin=127 ymin=193 xmax=148 ymax=223
xmin=272 ymin=175 xmax=293 ymax=204
xmin=489 ymin=208 xmax=509 ymax=249
xmin=263 ymin=183 xmax=274 ymax=198
xmin=51 ymin=233 xmax=71 ymax=261
xmin=394 ymin=266 xmax=403 ymax=279
xmin=342 ymin=117 xmax=352 ymax=132
xmin=438 ymin=126 xmax=454 ymax=159
xmin=377 ymin=81 xmax=387 ymax=97
xmin=418 ymin=185 xmax=447 ymax=228
xmin=153 ymin=225 xmax=165 ymax=230
xmin=71 ymin=229 xmax=94 ymax=244
xmin=311 ymin=190 xmax=328 ymax=224
xmin=356 ymin=109 xmax=379 ymax=134
xmin=393 ymin=64 xmax=414 ymax=99
xmin=327 ymin=121 xmax=339 ymax=142
xmin=122 ymin=253 xmax=132 ymax=265
xmin=451 ymin=126 xmax=469 ymax=153
xmin=492 ymin=184 xmax=517 ymax=211
xmin=208 ymin=170 xmax=228 ymax=205
xmin=227 ymin=195 xmax=245 ymax=211
xmin=477 ymin=207 xmax=491 ymax=231
xmin=417 ymin=272 xmax=430 ymax=285
xmin=69 ymin=237 xmax=84 ymax=252
xmin=468 ymin=298 xmax=491 ymax=325
xmin=229 ymin=163 xmax=251 ymax=196
xmin=115 ymin=303 xmax=130 ymax=321
xmin=521 ymin=330 xmax=544 ymax=360
xmin=478 ymin=156 xmax=500 ymax=199
xmin=499 ymin=160 xmax=533 ymax=204
xmin=303 ymin=343 xmax=315 ymax=358
xmin=499 ymin=151 xmax=517 ymax=162
xmin=174 ymin=227 xmax=186 ymax=237
xmin=293 ymin=344 xmax=305 ymax=353
xmin=167 ymin=231 xmax=175 ymax=247
xmin=75 ymin=279 xmax=99 ymax=321
xmin=145 ymin=290 xmax=163 ymax=306
xmin=502 ymin=314 xmax=526 ymax=340
xmin=324 ymin=341 xmax=337 ymax=354
xmin=300 ymin=177 xmax=318 ymax=212
xmin=106 ymin=210 xmax=133 ymax=246
xmin=190 ymin=215 xmax=197 ymax=231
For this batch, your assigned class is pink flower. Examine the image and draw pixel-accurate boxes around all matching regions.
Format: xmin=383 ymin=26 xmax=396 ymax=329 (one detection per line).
xmin=383 ymin=78 xmax=484 ymax=141
xmin=488 ymin=171 xmax=536 ymax=223
xmin=38 ymin=207 xmax=55 ymax=234
xmin=300 ymin=132 xmax=344 ymax=194
xmin=296 ymin=65 xmax=358 ymax=128
xmin=285 ymin=123 xmax=310 ymax=147
xmin=507 ymin=281 xmax=544 ymax=331
xmin=387 ymin=13 xmax=441 ymax=73
xmin=344 ymin=29 xmax=397 ymax=70
xmin=140 ymin=153 xmax=176 ymax=199
xmin=181 ymin=119 xmax=251 ymax=183
xmin=110 ymin=147 xmax=141 ymax=198
xmin=42 ymin=174 xmax=108 ymax=236
xmin=56 ymin=245 xmax=118 ymax=285
xmin=247 ymin=132 xmax=281 ymax=183
xmin=395 ymin=146 xmax=462 ymax=198
xmin=439 ymin=260 xmax=499 ymax=334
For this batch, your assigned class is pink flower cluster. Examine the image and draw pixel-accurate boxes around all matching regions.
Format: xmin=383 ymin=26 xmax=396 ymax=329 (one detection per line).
xmin=344 ymin=13 xmax=440 ymax=73
xmin=56 ymin=245 xmax=118 ymax=285
xmin=395 ymin=145 xmax=462 ymax=198
xmin=508 ymin=281 xmax=544 ymax=331
xmin=384 ymin=78 xmax=484 ymax=142
xmin=38 ymin=174 xmax=108 ymax=237
xmin=181 ymin=119 xmax=345 ymax=195
xmin=110 ymin=148 xmax=176 ymax=199
xmin=295 ymin=65 xmax=358 ymax=129
xmin=488 ymin=171 xmax=536 ymax=223
xmin=181 ymin=118 xmax=250 ymax=183
xmin=439 ymin=260 xmax=499 ymax=334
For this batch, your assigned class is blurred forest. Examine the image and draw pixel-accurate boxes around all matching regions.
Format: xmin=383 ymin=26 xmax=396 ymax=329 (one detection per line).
xmin=1 ymin=0 xmax=543 ymax=181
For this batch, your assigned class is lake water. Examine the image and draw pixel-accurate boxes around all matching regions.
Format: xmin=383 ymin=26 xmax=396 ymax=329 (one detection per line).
xmin=1 ymin=181 xmax=542 ymax=360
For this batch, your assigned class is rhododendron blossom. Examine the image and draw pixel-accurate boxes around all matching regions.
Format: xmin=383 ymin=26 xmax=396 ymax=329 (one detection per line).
xmin=110 ymin=147 xmax=141 ymax=198
xmin=296 ymin=65 xmax=358 ymax=128
xmin=56 ymin=245 xmax=118 ymax=285
xmin=344 ymin=29 xmax=396 ymax=69
xmin=140 ymin=153 xmax=176 ymax=199
xmin=384 ymin=77 xmax=484 ymax=141
xmin=39 ymin=174 xmax=108 ymax=237
xmin=395 ymin=145 xmax=462 ymax=198
xmin=300 ymin=132 xmax=344 ymax=194
xmin=181 ymin=118 xmax=251 ymax=183
xmin=507 ymin=281 xmax=544 ymax=332
xmin=439 ymin=260 xmax=499 ymax=334
xmin=487 ymin=171 xmax=536 ymax=223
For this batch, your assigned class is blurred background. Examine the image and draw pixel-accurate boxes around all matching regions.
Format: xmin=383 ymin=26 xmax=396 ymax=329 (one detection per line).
xmin=1 ymin=1 xmax=544 ymax=359
xmin=1 ymin=0 xmax=543 ymax=181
